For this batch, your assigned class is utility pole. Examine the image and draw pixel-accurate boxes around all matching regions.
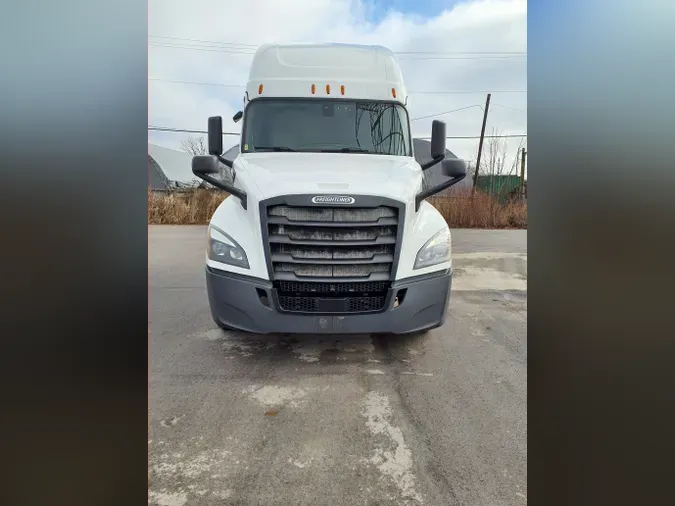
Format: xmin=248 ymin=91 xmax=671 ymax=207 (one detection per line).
xmin=519 ymin=147 xmax=527 ymax=199
xmin=472 ymin=93 xmax=491 ymax=190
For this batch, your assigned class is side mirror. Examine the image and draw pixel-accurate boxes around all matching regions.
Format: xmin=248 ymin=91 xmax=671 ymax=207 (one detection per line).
xmin=192 ymin=155 xmax=220 ymax=176
xmin=208 ymin=116 xmax=223 ymax=155
xmin=191 ymin=154 xmax=248 ymax=210
xmin=441 ymin=158 xmax=467 ymax=178
xmin=232 ymin=111 xmax=243 ymax=123
xmin=430 ymin=120 xmax=447 ymax=159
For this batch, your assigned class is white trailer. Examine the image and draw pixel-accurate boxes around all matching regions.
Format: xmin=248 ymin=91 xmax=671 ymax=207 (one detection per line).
xmin=192 ymin=43 xmax=468 ymax=334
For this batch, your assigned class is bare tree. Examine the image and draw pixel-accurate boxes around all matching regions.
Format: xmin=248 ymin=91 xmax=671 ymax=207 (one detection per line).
xmin=484 ymin=127 xmax=507 ymax=177
xmin=180 ymin=135 xmax=208 ymax=156
xmin=506 ymin=137 xmax=527 ymax=177
xmin=180 ymin=135 xmax=211 ymax=189
xmin=479 ymin=128 xmax=528 ymax=198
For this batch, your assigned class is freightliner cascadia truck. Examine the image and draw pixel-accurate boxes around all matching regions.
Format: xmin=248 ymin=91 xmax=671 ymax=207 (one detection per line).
xmin=191 ymin=43 xmax=468 ymax=334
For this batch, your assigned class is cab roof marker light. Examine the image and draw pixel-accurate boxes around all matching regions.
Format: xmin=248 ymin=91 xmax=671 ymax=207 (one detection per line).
xmin=311 ymin=84 xmax=316 ymax=94
xmin=340 ymin=85 xmax=345 ymax=95
xmin=326 ymin=84 xmax=331 ymax=94
xmin=392 ymin=88 xmax=397 ymax=98
xmin=258 ymin=84 xmax=263 ymax=94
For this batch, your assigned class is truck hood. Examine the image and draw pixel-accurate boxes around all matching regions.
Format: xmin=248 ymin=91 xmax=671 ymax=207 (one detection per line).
xmin=235 ymin=152 xmax=422 ymax=202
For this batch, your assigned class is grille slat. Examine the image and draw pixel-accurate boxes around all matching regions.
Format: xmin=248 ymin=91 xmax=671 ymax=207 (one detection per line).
xmin=264 ymin=201 xmax=401 ymax=314
xmin=269 ymin=206 xmax=396 ymax=222
xmin=267 ymin=216 xmax=398 ymax=227
xmin=269 ymin=224 xmax=396 ymax=242
xmin=268 ymin=235 xmax=397 ymax=246
xmin=271 ymin=244 xmax=394 ymax=261
xmin=276 ymin=263 xmax=391 ymax=278
xmin=271 ymin=253 xmax=394 ymax=264
xmin=273 ymin=271 xmax=392 ymax=282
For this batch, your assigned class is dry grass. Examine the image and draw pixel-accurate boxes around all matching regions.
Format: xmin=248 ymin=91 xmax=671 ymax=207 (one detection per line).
xmin=429 ymin=188 xmax=527 ymax=229
xmin=148 ymin=188 xmax=527 ymax=229
xmin=148 ymin=189 xmax=227 ymax=224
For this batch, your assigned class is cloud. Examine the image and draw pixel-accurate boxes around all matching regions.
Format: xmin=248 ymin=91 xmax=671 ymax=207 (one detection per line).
xmin=149 ymin=0 xmax=526 ymax=169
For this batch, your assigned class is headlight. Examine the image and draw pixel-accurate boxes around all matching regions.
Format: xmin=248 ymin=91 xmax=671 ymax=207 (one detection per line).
xmin=207 ymin=225 xmax=249 ymax=269
xmin=414 ymin=227 xmax=451 ymax=270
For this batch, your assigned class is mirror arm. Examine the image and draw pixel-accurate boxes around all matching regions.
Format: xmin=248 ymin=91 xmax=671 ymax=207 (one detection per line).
xmin=217 ymin=154 xmax=233 ymax=169
xmin=198 ymin=173 xmax=247 ymax=210
xmin=415 ymin=174 xmax=466 ymax=211
xmin=192 ymin=166 xmax=247 ymax=210
xmin=420 ymin=154 xmax=445 ymax=171
xmin=216 ymin=154 xmax=235 ymax=182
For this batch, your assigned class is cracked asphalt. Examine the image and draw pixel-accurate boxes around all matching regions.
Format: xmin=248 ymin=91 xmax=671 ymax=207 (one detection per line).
xmin=149 ymin=226 xmax=527 ymax=506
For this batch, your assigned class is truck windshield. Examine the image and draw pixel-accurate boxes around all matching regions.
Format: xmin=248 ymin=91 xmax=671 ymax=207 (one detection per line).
xmin=241 ymin=99 xmax=412 ymax=156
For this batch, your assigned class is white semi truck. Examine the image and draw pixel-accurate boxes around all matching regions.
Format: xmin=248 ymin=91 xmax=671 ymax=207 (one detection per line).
xmin=192 ymin=43 xmax=468 ymax=334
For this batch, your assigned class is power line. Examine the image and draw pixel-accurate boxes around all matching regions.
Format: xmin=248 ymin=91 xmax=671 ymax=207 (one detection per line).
xmin=406 ymin=89 xmax=526 ymax=94
xmin=416 ymin=134 xmax=527 ymax=140
xmin=396 ymin=50 xmax=525 ymax=55
xmin=149 ymin=43 xmax=256 ymax=55
xmin=149 ymin=126 xmax=240 ymax=135
xmin=148 ymin=77 xmax=527 ymax=94
xmin=396 ymin=54 xmax=525 ymax=61
xmin=148 ymin=35 xmax=526 ymax=56
xmin=411 ymin=105 xmax=484 ymax=121
xmin=148 ymin=125 xmax=526 ymax=140
xmin=149 ymin=77 xmax=243 ymax=88
xmin=491 ymin=103 xmax=527 ymax=112
xmin=150 ymin=35 xmax=258 ymax=48
xmin=149 ymin=42 xmax=527 ymax=60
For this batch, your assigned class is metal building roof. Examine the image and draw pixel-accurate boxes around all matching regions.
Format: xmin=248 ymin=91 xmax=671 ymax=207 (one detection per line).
xmin=148 ymin=143 xmax=196 ymax=186
xmin=148 ymin=154 xmax=170 ymax=191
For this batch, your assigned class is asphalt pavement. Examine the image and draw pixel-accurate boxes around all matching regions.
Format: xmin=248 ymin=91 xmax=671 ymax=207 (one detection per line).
xmin=149 ymin=226 xmax=527 ymax=506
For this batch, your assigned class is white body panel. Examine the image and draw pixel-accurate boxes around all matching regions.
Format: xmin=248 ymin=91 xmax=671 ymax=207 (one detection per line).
xmin=207 ymin=43 xmax=451 ymax=282
xmin=207 ymin=153 xmax=451 ymax=281
xmin=246 ymin=43 xmax=408 ymax=106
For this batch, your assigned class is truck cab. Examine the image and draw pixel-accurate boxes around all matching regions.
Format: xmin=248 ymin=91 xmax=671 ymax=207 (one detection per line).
xmin=192 ymin=43 xmax=467 ymax=334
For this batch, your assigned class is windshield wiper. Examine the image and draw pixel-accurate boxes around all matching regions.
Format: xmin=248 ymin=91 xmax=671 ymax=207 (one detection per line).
xmin=253 ymin=145 xmax=296 ymax=152
xmin=320 ymin=147 xmax=372 ymax=153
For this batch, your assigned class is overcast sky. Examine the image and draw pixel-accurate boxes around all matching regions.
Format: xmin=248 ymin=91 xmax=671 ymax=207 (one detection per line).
xmin=149 ymin=0 xmax=526 ymax=172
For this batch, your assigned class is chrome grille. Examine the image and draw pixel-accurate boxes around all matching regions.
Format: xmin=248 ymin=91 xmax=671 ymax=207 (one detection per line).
xmin=265 ymin=204 xmax=401 ymax=281
xmin=261 ymin=198 xmax=403 ymax=314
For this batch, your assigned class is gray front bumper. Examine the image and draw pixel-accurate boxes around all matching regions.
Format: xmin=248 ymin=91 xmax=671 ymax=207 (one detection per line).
xmin=205 ymin=267 xmax=452 ymax=334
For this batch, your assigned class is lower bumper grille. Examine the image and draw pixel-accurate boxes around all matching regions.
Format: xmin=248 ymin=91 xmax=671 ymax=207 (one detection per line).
xmin=275 ymin=279 xmax=390 ymax=314
xmin=278 ymin=295 xmax=319 ymax=313
xmin=278 ymin=280 xmax=389 ymax=294
xmin=346 ymin=296 xmax=387 ymax=313
xmin=277 ymin=295 xmax=387 ymax=314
